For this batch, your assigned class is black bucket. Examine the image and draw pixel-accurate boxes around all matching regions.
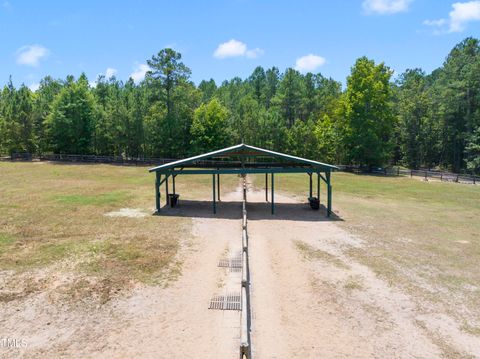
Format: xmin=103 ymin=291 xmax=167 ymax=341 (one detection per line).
xmin=168 ymin=194 xmax=180 ymax=207
xmin=308 ymin=197 xmax=319 ymax=210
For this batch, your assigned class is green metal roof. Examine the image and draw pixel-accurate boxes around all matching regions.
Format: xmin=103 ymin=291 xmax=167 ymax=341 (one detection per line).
xmin=148 ymin=144 xmax=338 ymax=173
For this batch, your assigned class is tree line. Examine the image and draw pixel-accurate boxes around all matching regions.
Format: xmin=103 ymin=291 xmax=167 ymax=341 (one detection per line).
xmin=1 ymin=38 xmax=480 ymax=173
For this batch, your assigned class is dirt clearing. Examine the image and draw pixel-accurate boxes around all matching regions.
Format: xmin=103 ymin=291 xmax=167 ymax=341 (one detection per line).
xmin=244 ymin=179 xmax=479 ymax=358
xmin=2 ymin=163 xmax=479 ymax=358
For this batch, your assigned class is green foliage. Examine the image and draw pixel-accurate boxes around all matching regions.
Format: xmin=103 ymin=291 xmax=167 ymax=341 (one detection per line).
xmin=287 ymin=119 xmax=317 ymax=159
xmin=46 ymin=75 xmax=96 ymax=154
xmin=314 ymin=114 xmax=343 ymax=164
xmin=343 ymin=57 xmax=395 ymax=166
xmin=0 ymin=80 xmax=35 ymax=154
xmin=190 ymin=98 xmax=230 ymax=153
xmin=396 ymin=69 xmax=437 ymax=169
xmin=1 ymin=40 xmax=480 ymax=173
xmin=465 ymin=127 xmax=480 ymax=172
xmin=431 ymin=38 xmax=480 ymax=172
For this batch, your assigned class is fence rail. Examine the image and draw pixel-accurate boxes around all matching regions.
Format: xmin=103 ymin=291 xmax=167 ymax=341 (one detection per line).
xmin=6 ymin=152 xmax=176 ymax=166
xmin=4 ymin=152 xmax=477 ymax=185
xmin=338 ymin=165 xmax=478 ymax=185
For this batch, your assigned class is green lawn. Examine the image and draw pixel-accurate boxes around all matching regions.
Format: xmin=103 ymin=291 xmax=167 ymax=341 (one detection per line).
xmin=251 ymin=172 xmax=480 ymax=330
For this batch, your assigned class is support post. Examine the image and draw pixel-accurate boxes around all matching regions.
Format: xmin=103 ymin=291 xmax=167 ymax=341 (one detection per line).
xmin=165 ymin=174 xmax=170 ymax=206
xmin=327 ymin=171 xmax=332 ymax=217
xmin=172 ymin=174 xmax=176 ymax=195
xmin=212 ymin=174 xmax=216 ymax=214
xmin=317 ymin=172 xmax=320 ymax=200
xmin=217 ymin=172 xmax=220 ymax=201
xmin=155 ymin=172 xmax=160 ymax=212
xmin=265 ymin=172 xmax=268 ymax=202
xmin=309 ymin=173 xmax=312 ymax=198
xmin=271 ymin=172 xmax=275 ymax=215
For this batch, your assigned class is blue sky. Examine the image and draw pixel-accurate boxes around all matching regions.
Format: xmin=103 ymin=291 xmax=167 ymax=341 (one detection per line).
xmin=1 ymin=0 xmax=480 ymax=90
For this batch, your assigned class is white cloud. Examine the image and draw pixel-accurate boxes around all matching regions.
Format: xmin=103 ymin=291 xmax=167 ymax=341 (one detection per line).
xmin=362 ymin=0 xmax=412 ymax=15
xmin=16 ymin=45 xmax=49 ymax=67
xmin=213 ymin=39 xmax=264 ymax=59
xmin=424 ymin=1 xmax=480 ymax=33
xmin=246 ymin=48 xmax=264 ymax=59
xmin=214 ymin=39 xmax=247 ymax=58
xmin=294 ymin=54 xmax=326 ymax=72
xmin=28 ymin=83 xmax=40 ymax=92
xmin=423 ymin=19 xmax=447 ymax=27
xmin=129 ymin=63 xmax=150 ymax=83
xmin=105 ymin=67 xmax=117 ymax=78
xmin=449 ymin=1 xmax=480 ymax=32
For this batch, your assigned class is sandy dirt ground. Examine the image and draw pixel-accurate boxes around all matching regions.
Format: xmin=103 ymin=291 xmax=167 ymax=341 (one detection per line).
xmin=244 ymin=179 xmax=479 ymax=359
xmin=2 ymin=178 xmax=479 ymax=358
xmin=1 ymin=188 xmax=244 ymax=359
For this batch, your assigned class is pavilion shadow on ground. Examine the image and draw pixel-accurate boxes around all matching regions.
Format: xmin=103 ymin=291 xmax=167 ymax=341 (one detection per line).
xmin=155 ymin=199 xmax=342 ymax=222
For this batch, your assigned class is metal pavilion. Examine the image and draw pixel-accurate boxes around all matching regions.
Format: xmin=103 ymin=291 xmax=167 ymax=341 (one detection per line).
xmin=148 ymin=143 xmax=338 ymax=216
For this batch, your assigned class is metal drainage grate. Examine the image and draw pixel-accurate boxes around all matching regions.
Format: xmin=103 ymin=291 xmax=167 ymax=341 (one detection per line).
xmin=209 ymin=293 xmax=241 ymax=311
xmin=218 ymin=253 xmax=243 ymax=272
xmin=218 ymin=258 xmax=230 ymax=267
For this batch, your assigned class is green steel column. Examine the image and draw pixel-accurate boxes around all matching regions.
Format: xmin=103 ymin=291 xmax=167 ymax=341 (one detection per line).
xmin=155 ymin=172 xmax=160 ymax=212
xmin=327 ymin=171 xmax=332 ymax=217
xmin=217 ymin=172 xmax=220 ymax=201
xmin=172 ymin=174 xmax=176 ymax=195
xmin=271 ymin=172 xmax=275 ymax=215
xmin=212 ymin=174 xmax=216 ymax=214
xmin=317 ymin=172 xmax=320 ymax=200
xmin=265 ymin=172 xmax=268 ymax=202
xmin=309 ymin=173 xmax=312 ymax=198
xmin=165 ymin=175 xmax=170 ymax=206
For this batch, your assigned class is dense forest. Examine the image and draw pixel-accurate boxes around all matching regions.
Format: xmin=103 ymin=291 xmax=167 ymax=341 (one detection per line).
xmin=1 ymin=38 xmax=480 ymax=173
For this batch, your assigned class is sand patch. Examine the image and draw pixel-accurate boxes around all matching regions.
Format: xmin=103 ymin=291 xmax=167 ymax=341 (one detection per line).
xmin=104 ymin=208 xmax=147 ymax=218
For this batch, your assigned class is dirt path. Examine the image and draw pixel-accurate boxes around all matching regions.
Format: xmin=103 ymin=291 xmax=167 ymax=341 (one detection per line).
xmin=1 ymin=188 xmax=245 ymax=359
xmin=93 ymin=188 xmax=245 ymax=359
xmin=245 ymin=179 xmax=448 ymax=358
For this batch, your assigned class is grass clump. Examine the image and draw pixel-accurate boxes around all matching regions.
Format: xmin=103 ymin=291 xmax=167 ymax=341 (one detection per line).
xmin=52 ymin=191 xmax=130 ymax=206
xmin=294 ymin=240 xmax=348 ymax=269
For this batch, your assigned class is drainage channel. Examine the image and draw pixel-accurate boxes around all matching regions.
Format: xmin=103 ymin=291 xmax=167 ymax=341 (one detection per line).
xmin=208 ymin=177 xmax=252 ymax=359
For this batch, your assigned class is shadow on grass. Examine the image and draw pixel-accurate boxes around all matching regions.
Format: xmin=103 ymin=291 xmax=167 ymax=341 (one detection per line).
xmin=154 ymin=199 xmax=342 ymax=222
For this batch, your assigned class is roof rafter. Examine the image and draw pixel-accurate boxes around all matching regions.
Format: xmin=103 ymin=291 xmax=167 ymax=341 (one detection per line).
xmin=149 ymin=144 xmax=337 ymax=173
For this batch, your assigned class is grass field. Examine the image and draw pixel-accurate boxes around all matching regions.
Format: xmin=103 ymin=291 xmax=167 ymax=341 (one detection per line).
xmin=251 ymin=172 xmax=480 ymax=335
xmin=0 ymin=161 xmax=239 ymax=304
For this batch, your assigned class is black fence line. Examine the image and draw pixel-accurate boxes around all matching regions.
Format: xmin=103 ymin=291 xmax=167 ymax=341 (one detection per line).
xmin=4 ymin=152 xmax=477 ymax=185
xmin=7 ymin=152 xmax=177 ymax=166
xmin=338 ymin=165 xmax=477 ymax=185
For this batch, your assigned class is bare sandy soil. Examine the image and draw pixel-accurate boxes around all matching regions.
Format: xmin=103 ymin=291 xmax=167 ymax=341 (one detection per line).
xmin=2 ymin=179 xmax=479 ymax=358
xmin=244 ymin=180 xmax=479 ymax=359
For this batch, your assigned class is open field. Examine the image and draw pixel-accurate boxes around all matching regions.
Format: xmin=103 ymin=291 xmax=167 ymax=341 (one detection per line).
xmin=1 ymin=162 xmax=480 ymax=358
xmin=251 ymin=172 xmax=480 ymax=355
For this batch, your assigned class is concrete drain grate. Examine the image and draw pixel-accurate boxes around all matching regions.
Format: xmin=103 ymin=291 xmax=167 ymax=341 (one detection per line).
xmin=209 ymin=293 xmax=241 ymax=311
